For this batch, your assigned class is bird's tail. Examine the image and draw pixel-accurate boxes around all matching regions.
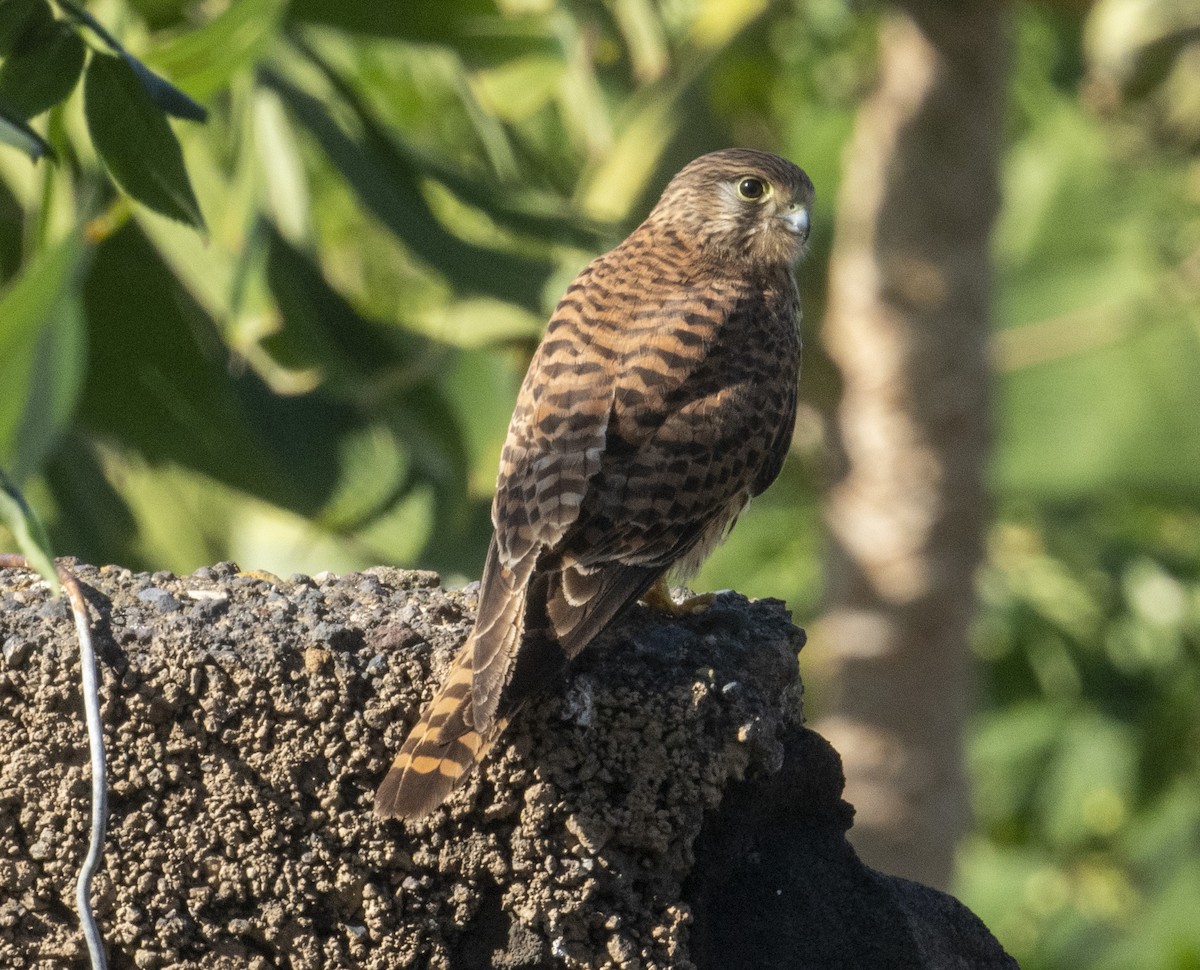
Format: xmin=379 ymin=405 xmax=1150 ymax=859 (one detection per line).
xmin=373 ymin=638 xmax=511 ymax=820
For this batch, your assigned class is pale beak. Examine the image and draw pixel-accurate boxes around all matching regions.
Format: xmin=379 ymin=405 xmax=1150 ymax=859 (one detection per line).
xmin=781 ymin=205 xmax=810 ymax=240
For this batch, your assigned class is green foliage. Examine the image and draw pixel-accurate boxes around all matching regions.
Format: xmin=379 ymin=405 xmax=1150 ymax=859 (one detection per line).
xmin=960 ymin=502 xmax=1200 ymax=970
xmin=0 ymin=8 xmax=85 ymax=120
xmin=0 ymin=469 xmax=59 ymax=591
xmin=0 ymin=0 xmax=206 ymax=212
xmin=992 ymin=92 xmax=1200 ymax=499
xmin=954 ymin=14 xmax=1200 ymax=966
xmin=0 ymin=100 xmax=51 ymax=159
xmin=0 ymin=0 xmax=872 ymax=574
xmin=0 ymin=232 xmax=87 ymax=481
xmin=84 ymin=53 xmax=203 ymax=227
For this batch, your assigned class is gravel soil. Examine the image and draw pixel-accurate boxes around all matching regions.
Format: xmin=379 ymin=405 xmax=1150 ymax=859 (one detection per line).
xmin=0 ymin=560 xmax=804 ymax=969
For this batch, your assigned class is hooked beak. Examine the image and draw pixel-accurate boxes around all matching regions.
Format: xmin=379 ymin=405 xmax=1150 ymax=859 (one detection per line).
xmin=780 ymin=204 xmax=810 ymax=240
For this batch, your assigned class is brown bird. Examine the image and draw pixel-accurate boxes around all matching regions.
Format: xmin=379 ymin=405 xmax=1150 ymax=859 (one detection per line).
xmin=375 ymin=148 xmax=813 ymax=820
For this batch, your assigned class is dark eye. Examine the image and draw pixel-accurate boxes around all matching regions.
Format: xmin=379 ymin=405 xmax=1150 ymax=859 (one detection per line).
xmin=737 ymin=177 xmax=766 ymax=201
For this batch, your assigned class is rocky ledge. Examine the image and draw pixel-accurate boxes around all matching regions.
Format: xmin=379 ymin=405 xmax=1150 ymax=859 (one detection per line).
xmin=0 ymin=561 xmax=1016 ymax=969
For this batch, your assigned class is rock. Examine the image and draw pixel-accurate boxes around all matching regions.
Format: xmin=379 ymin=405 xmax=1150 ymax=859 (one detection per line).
xmin=2 ymin=635 xmax=31 ymax=667
xmin=0 ymin=562 xmax=1016 ymax=968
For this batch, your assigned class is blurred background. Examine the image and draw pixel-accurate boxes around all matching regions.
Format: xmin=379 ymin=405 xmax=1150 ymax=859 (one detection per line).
xmin=1 ymin=0 xmax=1198 ymax=966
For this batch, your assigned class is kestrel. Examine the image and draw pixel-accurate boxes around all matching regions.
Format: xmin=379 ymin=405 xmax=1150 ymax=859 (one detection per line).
xmin=375 ymin=148 xmax=813 ymax=820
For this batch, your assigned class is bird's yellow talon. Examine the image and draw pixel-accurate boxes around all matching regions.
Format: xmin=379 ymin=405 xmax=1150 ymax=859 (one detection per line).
xmin=679 ymin=592 xmax=716 ymax=614
xmin=641 ymin=577 xmax=715 ymax=617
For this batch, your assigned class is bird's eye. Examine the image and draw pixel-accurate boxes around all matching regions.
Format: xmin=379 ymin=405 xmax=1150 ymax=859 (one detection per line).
xmin=737 ymin=177 xmax=767 ymax=201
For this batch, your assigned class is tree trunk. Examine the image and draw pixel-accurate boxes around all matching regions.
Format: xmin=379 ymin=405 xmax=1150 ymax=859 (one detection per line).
xmin=816 ymin=1 xmax=1010 ymax=889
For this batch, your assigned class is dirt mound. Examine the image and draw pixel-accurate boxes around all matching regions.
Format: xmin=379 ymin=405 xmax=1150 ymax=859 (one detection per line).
xmin=0 ymin=561 xmax=1015 ymax=969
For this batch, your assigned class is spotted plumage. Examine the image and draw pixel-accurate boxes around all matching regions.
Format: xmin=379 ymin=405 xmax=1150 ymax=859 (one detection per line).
xmin=375 ymin=149 xmax=814 ymax=820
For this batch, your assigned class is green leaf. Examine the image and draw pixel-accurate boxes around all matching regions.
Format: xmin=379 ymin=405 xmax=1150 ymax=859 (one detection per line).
xmin=79 ymin=222 xmax=307 ymax=508
xmin=0 ymin=0 xmax=46 ymax=57
xmin=251 ymin=87 xmax=310 ymax=243
xmin=285 ymin=0 xmax=558 ymax=63
xmin=123 ymin=0 xmax=189 ymax=32
xmin=998 ymin=316 xmax=1200 ymax=502
xmin=1037 ymin=711 xmax=1137 ymax=847
xmin=121 ymin=52 xmax=207 ymax=122
xmin=994 ymin=102 xmax=1200 ymax=502
xmin=0 ymin=233 xmax=87 ymax=474
xmin=0 ymin=17 xmax=85 ymax=118
xmin=295 ymin=44 xmax=607 ymax=248
xmin=0 ymin=100 xmax=53 ymax=159
xmin=391 ymin=145 xmax=607 ymax=252
xmin=12 ymin=296 xmax=86 ymax=479
xmin=261 ymin=221 xmax=433 ymax=392
xmin=261 ymin=67 xmax=554 ymax=311
xmin=76 ymin=220 xmax=464 ymax=531
xmin=259 ymin=223 xmax=471 ymax=528
xmin=83 ymin=53 xmax=204 ymax=228
xmin=287 ymin=0 xmax=494 ymax=39
xmin=57 ymin=0 xmax=206 ymax=121
xmin=0 ymin=177 xmax=20 ymax=277
xmin=0 ymin=469 xmax=59 ymax=592
xmin=41 ymin=435 xmax=141 ymax=569
xmin=143 ymin=0 xmax=285 ymax=104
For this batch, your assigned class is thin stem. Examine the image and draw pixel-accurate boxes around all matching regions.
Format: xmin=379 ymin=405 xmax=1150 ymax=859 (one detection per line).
xmin=0 ymin=555 xmax=108 ymax=968
xmin=60 ymin=567 xmax=108 ymax=970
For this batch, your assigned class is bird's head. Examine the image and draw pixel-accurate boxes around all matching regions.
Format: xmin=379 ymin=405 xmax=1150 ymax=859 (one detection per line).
xmin=647 ymin=148 xmax=815 ymax=270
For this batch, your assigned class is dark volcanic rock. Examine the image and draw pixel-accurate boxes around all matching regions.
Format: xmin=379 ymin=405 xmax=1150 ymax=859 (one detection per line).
xmin=0 ymin=560 xmax=1015 ymax=969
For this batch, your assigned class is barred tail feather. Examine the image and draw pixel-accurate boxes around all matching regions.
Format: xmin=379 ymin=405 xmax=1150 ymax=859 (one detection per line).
xmin=373 ymin=641 xmax=508 ymax=820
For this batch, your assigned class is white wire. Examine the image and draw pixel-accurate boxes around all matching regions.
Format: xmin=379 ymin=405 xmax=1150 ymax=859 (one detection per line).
xmin=64 ymin=571 xmax=108 ymax=970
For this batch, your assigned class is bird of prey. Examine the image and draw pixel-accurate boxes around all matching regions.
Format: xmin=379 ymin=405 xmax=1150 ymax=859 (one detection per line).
xmin=375 ymin=148 xmax=813 ymax=820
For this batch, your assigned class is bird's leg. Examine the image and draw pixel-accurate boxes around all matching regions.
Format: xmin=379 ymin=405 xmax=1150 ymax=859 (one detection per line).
xmin=640 ymin=576 xmax=715 ymax=617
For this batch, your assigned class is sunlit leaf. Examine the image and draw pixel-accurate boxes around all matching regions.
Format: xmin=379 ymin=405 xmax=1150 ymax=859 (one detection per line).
xmin=262 ymin=66 xmax=555 ymax=311
xmin=79 ymin=221 xmax=314 ymax=510
xmin=0 ymin=469 xmax=59 ymax=592
xmin=298 ymin=44 xmax=607 ymax=248
xmin=689 ymin=0 xmax=769 ymax=48
xmin=143 ymin=0 xmax=285 ymax=103
xmin=472 ymin=54 xmax=563 ymax=122
xmin=286 ymin=0 xmax=558 ymax=65
xmin=261 ymin=220 xmax=436 ymax=392
xmin=317 ymin=423 xmax=413 ymax=531
xmin=0 ymin=233 xmax=87 ymax=474
xmin=611 ymin=0 xmax=670 ymax=82
xmin=251 ymin=88 xmax=311 ymax=245
xmin=10 ymin=296 xmax=86 ymax=480
xmin=78 ymin=220 xmax=465 ymax=534
xmin=83 ymin=53 xmax=205 ymax=227
xmin=576 ymin=69 xmax=706 ymax=222
xmin=260 ymin=223 xmax=471 ymax=528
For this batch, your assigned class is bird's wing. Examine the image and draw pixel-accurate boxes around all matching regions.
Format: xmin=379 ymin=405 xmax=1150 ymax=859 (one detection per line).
xmin=752 ymin=357 xmax=799 ymax=497
xmin=471 ymin=265 xmax=621 ymax=726
xmin=476 ymin=262 xmax=798 ymax=730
